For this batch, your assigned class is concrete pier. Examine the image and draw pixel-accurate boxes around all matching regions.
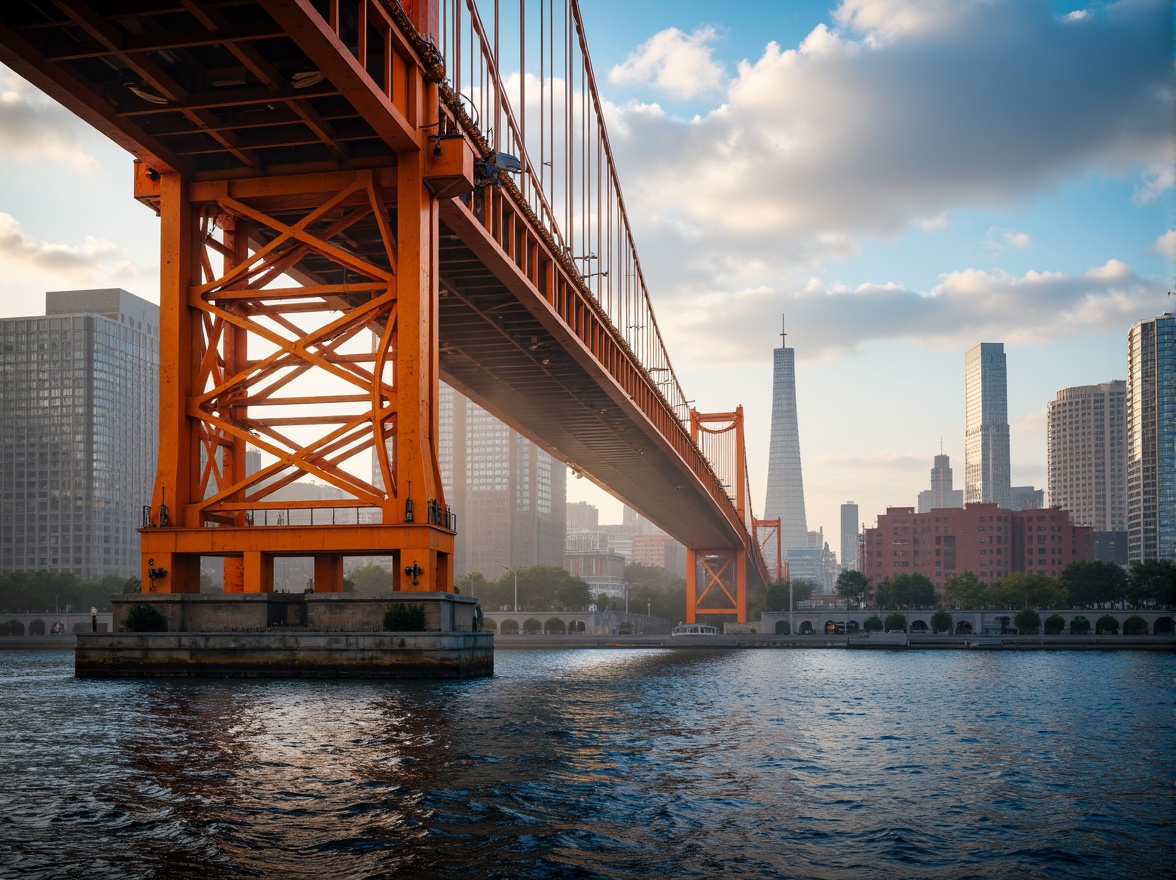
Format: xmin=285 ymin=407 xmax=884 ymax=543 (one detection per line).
xmin=75 ymin=592 xmax=493 ymax=679
xmin=76 ymin=631 xmax=493 ymax=678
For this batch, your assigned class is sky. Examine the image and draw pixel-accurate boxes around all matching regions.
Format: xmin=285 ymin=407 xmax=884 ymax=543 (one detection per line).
xmin=0 ymin=0 xmax=1171 ymax=557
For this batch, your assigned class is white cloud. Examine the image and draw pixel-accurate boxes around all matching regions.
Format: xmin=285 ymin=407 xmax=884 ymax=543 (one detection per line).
xmin=655 ymin=258 xmax=1164 ymax=366
xmin=609 ymin=27 xmax=726 ymax=100
xmin=983 ymin=228 xmax=1034 ymax=252
xmin=1152 ymin=229 xmax=1176 ymax=258
xmin=0 ymin=66 xmax=99 ymax=169
xmin=1132 ymin=160 xmax=1174 ymax=205
xmin=0 ymin=212 xmax=140 ymax=287
xmin=605 ymin=0 xmax=1168 ymax=275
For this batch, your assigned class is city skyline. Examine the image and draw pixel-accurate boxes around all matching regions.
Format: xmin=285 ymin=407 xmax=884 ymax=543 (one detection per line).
xmin=0 ymin=0 xmax=1170 ymax=551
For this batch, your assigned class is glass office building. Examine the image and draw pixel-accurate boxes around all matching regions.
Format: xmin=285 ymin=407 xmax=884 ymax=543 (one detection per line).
xmin=1127 ymin=312 xmax=1175 ymax=562
xmin=964 ymin=343 xmax=1011 ymax=508
xmin=0 ymin=290 xmax=159 ymax=578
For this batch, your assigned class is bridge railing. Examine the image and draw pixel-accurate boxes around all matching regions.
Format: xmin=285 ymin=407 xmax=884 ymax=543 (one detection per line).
xmin=433 ymin=0 xmax=691 ymax=423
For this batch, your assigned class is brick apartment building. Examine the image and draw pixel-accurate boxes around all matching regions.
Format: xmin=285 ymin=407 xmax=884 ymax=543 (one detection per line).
xmin=862 ymin=503 xmax=1093 ymax=593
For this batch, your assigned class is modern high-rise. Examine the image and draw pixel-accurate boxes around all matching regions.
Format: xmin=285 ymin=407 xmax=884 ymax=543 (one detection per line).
xmin=840 ymin=502 xmax=860 ymax=571
xmin=1127 ymin=312 xmax=1175 ymax=562
xmin=917 ymin=453 xmax=964 ymax=513
xmin=764 ymin=328 xmax=808 ymax=548
xmin=1 ymin=289 xmax=159 ymax=578
xmin=1048 ymin=380 xmax=1128 ymax=533
xmin=965 ymin=343 xmax=1011 ymax=508
xmin=437 ymin=382 xmax=567 ymax=577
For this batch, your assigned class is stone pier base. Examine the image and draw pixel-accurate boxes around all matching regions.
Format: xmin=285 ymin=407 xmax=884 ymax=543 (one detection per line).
xmin=76 ymin=631 xmax=493 ymax=679
xmin=77 ymin=593 xmax=493 ymax=679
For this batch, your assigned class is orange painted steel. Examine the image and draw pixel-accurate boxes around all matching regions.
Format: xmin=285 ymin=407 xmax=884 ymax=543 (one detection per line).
xmin=754 ymin=518 xmax=783 ymax=583
xmin=0 ymin=0 xmax=772 ymax=603
xmin=137 ymin=0 xmax=469 ymax=595
xmin=685 ymin=408 xmax=749 ymax=623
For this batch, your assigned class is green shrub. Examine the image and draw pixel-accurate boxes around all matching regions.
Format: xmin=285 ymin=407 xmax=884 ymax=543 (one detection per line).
xmin=522 ymin=617 xmax=542 ymax=634
xmin=883 ymin=612 xmax=907 ymax=632
xmin=124 ymin=604 xmax=166 ymax=633
xmin=382 ymin=603 xmax=426 ymax=632
xmin=929 ymin=609 xmax=953 ymax=634
xmin=544 ymin=617 xmax=566 ymax=634
xmin=1014 ymin=608 xmax=1041 ymax=634
xmin=1043 ymin=613 xmax=1066 ymax=635
xmin=1070 ymin=615 xmax=1091 ymax=635
xmin=863 ymin=615 xmax=884 ymax=632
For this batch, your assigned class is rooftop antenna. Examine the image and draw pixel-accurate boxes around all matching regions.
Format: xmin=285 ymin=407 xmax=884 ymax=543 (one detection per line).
xmin=780 ymin=314 xmax=787 ymax=348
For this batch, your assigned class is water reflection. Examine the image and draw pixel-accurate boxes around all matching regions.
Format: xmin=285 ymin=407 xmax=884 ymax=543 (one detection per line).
xmin=0 ymin=649 xmax=1170 ymax=880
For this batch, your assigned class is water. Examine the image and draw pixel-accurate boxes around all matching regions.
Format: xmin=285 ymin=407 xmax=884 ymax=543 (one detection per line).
xmin=0 ymin=649 xmax=1171 ymax=880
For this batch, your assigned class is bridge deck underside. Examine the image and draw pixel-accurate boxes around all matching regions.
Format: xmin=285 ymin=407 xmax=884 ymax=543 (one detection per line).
xmin=0 ymin=0 xmax=749 ymax=555
xmin=435 ymin=215 xmax=737 ymax=550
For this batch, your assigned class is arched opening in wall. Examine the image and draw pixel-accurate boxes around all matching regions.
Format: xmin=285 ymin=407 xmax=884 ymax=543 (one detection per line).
xmin=909 ymin=620 xmax=929 ymax=634
xmin=28 ymin=620 xmax=45 ymax=636
xmin=500 ymin=619 xmax=519 ymax=635
xmin=482 ymin=618 xmax=498 ymax=633
xmin=1095 ymin=615 xmax=1119 ymax=635
xmin=775 ymin=620 xmax=790 ymax=635
xmin=1122 ymin=616 xmax=1148 ymax=636
xmin=799 ymin=620 xmax=814 ymax=635
xmin=955 ymin=621 xmax=973 ymax=635
xmin=1 ymin=620 xmax=25 ymax=636
xmin=845 ymin=620 xmax=860 ymax=634
xmin=1069 ymin=616 xmax=1091 ymax=635
xmin=824 ymin=620 xmax=843 ymax=634
xmin=568 ymin=620 xmax=586 ymax=633
xmin=1154 ymin=617 xmax=1173 ymax=635
xmin=545 ymin=617 xmax=566 ymax=635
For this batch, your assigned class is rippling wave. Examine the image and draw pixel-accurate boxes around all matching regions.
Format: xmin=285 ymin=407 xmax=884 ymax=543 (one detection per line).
xmin=0 ymin=649 xmax=1170 ymax=879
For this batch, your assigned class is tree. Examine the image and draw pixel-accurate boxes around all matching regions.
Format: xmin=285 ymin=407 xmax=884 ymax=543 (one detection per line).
xmin=875 ymin=574 xmax=936 ymax=609
xmin=1014 ymin=608 xmax=1041 ymax=634
xmin=544 ymin=617 xmax=566 ymax=634
xmin=522 ymin=617 xmax=542 ymax=634
xmin=987 ymin=573 xmax=1066 ymax=609
xmin=943 ymin=571 xmax=986 ymax=609
xmin=883 ymin=612 xmax=907 ymax=632
xmin=1127 ymin=560 xmax=1176 ymax=606
xmin=1069 ymin=615 xmax=1091 ymax=635
xmin=764 ymin=580 xmax=790 ymax=612
xmin=1043 ymin=613 xmax=1066 ymax=635
xmin=624 ymin=563 xmax=687 ymax=623
xmin=836 ymin=570 xmax=872 ymax=604
xmin=348 ymin=562 xmax=395 ymax=594
xmin=790 ymin=579 xmax=818 ymax=603
xmin=930 ymin=609 xmax=953 ymax=634
xmin=863 ymin=615 xmax=883 ymax=632
xmin=1059 ymin=560 xmax=1129 ymax=607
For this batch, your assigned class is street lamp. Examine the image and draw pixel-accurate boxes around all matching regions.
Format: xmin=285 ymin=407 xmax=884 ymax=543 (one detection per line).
xmin=491 ymin=563 xmax=518 ymax=612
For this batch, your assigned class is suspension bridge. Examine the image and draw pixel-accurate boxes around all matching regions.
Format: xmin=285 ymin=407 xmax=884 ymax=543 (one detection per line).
xmin=0 ymin=0 xmax=778 ymax=623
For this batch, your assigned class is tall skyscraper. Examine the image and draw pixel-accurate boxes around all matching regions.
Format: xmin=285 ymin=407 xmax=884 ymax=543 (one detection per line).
xmin=1 ymin=289 xmax=159 ymax=578
xmin=1048 ymin=380 xmax=1127 ymax=532
xmin=840 ymin=502 xmax=860 ymax=571
xmin=964 ymin=343 xmax=1011 ymax=508
xmin=764 ymin=324 xmax=808 ymax=548
xmin=1127 ymin=312 xmax=1175 ymax=562
xmin=917 ymin=453 xmax=964 ymax=513
xmin=437 ymin=383 xmax=567 ymax=576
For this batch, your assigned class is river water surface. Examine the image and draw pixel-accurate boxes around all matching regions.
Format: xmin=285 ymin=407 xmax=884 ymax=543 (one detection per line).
xmin=0 ymin=648 xmax=1171 ymax=879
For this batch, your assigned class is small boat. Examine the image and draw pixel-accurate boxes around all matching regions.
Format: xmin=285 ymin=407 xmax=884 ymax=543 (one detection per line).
xmin=966 ymin=636 xmax=1003 ymax=649
xmin=671 ymin=624 xmax=719 ymax=636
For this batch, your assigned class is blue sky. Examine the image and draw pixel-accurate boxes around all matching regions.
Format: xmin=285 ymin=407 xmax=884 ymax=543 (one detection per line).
xmin=0 ymin=0 xmax=1171 ymax=557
